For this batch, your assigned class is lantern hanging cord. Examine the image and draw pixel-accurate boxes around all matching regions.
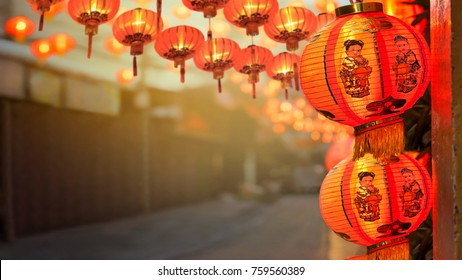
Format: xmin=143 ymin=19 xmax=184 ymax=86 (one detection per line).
xmin=207 ymin=18 xmax=213 ymax=40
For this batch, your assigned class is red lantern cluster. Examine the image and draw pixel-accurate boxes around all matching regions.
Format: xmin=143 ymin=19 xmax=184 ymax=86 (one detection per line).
xmin=266 ymin=52 xmax=300 ymax=100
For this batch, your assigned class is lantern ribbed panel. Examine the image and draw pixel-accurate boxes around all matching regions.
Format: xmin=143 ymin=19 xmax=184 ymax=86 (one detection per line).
xmin=300 ymin=11 xmax=430 ymax=127
xmin=154 ymin=25 xmax=205 ymax=61
xmin=223 ymin=0 xmax=279 ymax=29
xmin=233 ymin=45 xmax=272 ymax=73
xmin=319 ymin=153 xmax=432 ymax=246
xmin=193 ymin=38 xmax=240 ymax=73
xmin=112 ymin=8 xmax=163 ymax=47
xmin=68 ymin=0 xmax=120 ymax=23
xmin=263 ymin=7 xmax=317 ymax=48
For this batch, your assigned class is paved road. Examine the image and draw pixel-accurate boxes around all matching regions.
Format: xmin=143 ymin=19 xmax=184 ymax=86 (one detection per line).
xmin=0 ymin=194 xmax=364 ymax=260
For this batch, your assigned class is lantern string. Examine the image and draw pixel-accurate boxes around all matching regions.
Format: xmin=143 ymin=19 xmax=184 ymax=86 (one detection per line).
xmin=180 ymin=66 xmax=185 ymax=83
xmin=157 ymin=0 xmax=162 ymax=32
xmin=39 ymin=12 xmax=44 ymax=31
xmin=218 ymin=79 xmax=222 ymax=93
xmin=252 ymin=83 xmax=256 ymax=99
xmin=133 ymin=56 xmax=138 ymax=77
xmin=87 ymin=34 xmax=93 ymax=59
xmin=285 ymin=89 xmax=288 ymax=100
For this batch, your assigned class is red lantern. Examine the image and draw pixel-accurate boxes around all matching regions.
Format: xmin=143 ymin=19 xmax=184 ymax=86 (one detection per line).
xmin=4 ymin=16 xmax=36 ymax=43
xmin=264 ymin=6 xmax=317 ymax=51
xmin=314 ymin=0 xmax=339 ymax=13
xmin=266 ymin=52 xmax=300 ymax=100
xmin=319 ymin=153 xmax=432 ymax=259
xmin=68 ymin=0 xmax=120 ymax=58
xmin=154 ymin=25 xmax=205 ymax=83
xmin=182 ymin=0 xmax=229 ymax=19
xmin=30 ymin=38 xmax=53 ymax=60
xmin=26 ymin=0 xmax=64 ymax=31
xmin=112 ymin=8 xmax=163 ymax=76
xmin=300 ymin=1 xmax=430 ymax=160
xmin=49 ymin=33 xmax=76 ymax=55
xmin=233 ymin=45 xmax=273 ymax=99
xmin=193 ymin=37 xmax=240 ymax=93
xmin=223 ymin=0 xmax=278 ymax=36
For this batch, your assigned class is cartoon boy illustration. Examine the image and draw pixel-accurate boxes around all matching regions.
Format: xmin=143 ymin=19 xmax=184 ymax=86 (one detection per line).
xmin=399 ymin=167 xmax=424 ymax=218
xmin=340 ymin=39 xmax=372 ymax=98
xmin=392 ymin=35 xmax=421 ymax=93
xmin=354 ymin=171 xmax=382 ymax=222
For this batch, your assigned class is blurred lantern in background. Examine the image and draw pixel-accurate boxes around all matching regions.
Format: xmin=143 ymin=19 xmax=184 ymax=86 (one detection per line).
xmin=171 ymin=4 xmax=192 ymax=20
xmin=300 ymin=0 xmax=430 ymax=161
xmin=233 ymin=45 xmax=273 ymax=99
xmin=266 ymin=52 xmax=300 ymax=100
xmin=224 ymin=0 xmax=278 ymax=37
xmin=104 ymin=36 xmax=127 ymax=56
xmin=155 ymin=25 xmax=205 ymax=83
xmin=325 ymin=135 xmax=355 ymax=171
xmin=116 ymin=68 xmax=135 ymax=85
xmin=4 ymin=16 xmax=36 ymax=43
xmin=27 ymin=0 xmax=64 ymax=31
xmin=68 ymin=0 xmax=120 ymax=58
xmin=264 ymin=6 xmax=317 ymax=51
xmin=319 ymin=153 xmax=432 ymax=259
xmin=48 ymin=33 xmax=75 ymax=55
xmin=193 ymin=37 xmax=240 ymax=93
xmin=30 ymin=38 xmax=53 ymax=60
xmin=112 ymin=8 xmax=164 ymax=76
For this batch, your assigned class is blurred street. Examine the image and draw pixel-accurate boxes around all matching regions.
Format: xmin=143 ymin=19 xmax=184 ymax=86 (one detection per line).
xmin=0 ymin=194 xmax=364 ymax=260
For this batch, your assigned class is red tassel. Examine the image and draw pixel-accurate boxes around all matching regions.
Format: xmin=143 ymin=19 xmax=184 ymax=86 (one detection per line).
xmin=39 ymin=12 xmax=44 ymax=31
xmin=218 ymin=79 xmax=222 ymax=93
xmin=133 ymin=56 xmax=138 ymax=77
xmin=87 ymin=34 xmax=93 ymax=59
xmin=285 ymin=89 xmax=289 ymax=100
xmin=294 ymin=62 xmax=300 ymax=91
xmin=252 ymin=83 xmax=256 ymax=99
xmin=180 ymin=66 xmax=185 ymax=83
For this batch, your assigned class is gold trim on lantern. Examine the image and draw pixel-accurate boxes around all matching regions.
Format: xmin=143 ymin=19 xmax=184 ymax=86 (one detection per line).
xmin=366 ymin=237 xmax=410 ymax=260
xmin=335 ymin=2 xmax=383 ymax=17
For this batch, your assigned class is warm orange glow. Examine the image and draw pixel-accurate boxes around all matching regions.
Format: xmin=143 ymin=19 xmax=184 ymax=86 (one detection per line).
xmin=30 ymin=39 xmax=53 ymax=59
xmin=314 ymin=0 xmax=339 ymax=13
xmin=4 ymin=16 xmax=36 ymax=42
xmin=212 ymin=19 xmax=231 ymax=37
xmin=172 ymin=4 xmax=192 ymax=20
xmin=104 ymin=36 xmax=127 ymax=55
xmin=49 ymin=33 xmax=75 ymax=55
xmin=116 ymin=68 xmax=135 ymax=84
xmin=272 ymin=123 xmax=286 ymax=134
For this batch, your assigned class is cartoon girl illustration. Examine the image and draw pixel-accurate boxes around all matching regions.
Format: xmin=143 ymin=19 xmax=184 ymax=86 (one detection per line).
xmin=399 ymin=167 xmax=424 ymax=218
xmin=354 ymin=171 xmax=382 ymax=222
xmin=392 ymin=35 xmax=421 ymax=93
xmin=340 ymin=39 xmax=372 ymax=98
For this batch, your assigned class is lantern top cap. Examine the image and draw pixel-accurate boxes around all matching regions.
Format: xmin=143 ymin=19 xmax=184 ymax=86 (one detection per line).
xmin=336 ymin=1 xmax=383 ymax=17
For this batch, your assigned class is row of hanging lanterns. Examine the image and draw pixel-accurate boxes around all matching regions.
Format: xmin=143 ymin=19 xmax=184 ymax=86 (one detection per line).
xmin=300 ymin=0 xmax=432 ymax=259
xmin=16 ymin=0 xmax=332 ymax=99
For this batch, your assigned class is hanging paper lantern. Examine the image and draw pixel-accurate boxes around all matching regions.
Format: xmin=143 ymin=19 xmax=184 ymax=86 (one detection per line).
xmin=325 ymin=135 xmax=355 ymax=171
xmin=300 ymin=0 xmax=430 ymax=160
xmin=172 ymin=4 xmax=192 ymax=20
xmin=68 ymin=0 xmax=120 ymax=58
xmin=266 ymin=52 xmax=300 ymax=100
xmin=233 ymin=45 xmax=273 ymax=99
xmin=26 ymin=0 xmax=64 ymax=31
xmin=4 ymin=16 xmax=36 ymax=43
xmin=264 ymin=6 xmax=317 ymax=51
xmin=30 ymin=38 xmax=53 ymax=60
xmin=320 ymin=153 xmax=432 ymax=259
xmin=112 ymin=8 xmax=164 ymax=76
xmin=223 ymin=0 xmax=278 ymax=36
xmin=48 ymin=33 xmax=76 ymax=55
xmin=193 ymin=37 xmax=240 ymax=93
xmin=182 ymin=0 xmax=229 ymax=19
xmin=154 ymin=25 xmax=205 ymax=83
